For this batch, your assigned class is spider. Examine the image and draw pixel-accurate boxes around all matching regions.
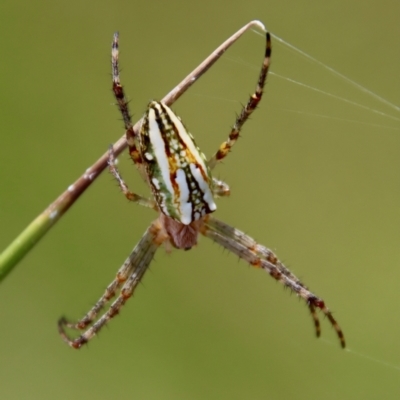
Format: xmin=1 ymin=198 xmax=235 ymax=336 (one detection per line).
xmin=58 ymin=29 xmax=345 ymax=349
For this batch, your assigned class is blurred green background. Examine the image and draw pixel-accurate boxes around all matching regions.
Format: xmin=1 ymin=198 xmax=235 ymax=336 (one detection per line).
xmin=1 ymin=0 xmax=399 ymax=399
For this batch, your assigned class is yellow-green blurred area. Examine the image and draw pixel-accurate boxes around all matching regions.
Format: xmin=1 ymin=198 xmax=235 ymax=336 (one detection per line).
xmin=1 ymin=0 xmax=400 ymax=398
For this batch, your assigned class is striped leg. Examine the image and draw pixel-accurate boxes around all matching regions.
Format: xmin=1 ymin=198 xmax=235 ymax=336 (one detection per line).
xmin=207 ymin=32 xmax=272 ymax=170
xmin=108 ymin=145 xmax=157 ymax=209
xmin=203 ymin=216 xmax=345 ymax=348
xmin=58 ymin=223 xmax=161 ymax=349
xmin=212 ymin=177 xmax=230 ymax=197
xmin=111 ymin=33 xmax=144 ymax=169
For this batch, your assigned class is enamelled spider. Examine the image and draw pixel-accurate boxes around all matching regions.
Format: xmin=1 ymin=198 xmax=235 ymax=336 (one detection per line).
xmin=58 ymin=27 xmax=345 ymax=349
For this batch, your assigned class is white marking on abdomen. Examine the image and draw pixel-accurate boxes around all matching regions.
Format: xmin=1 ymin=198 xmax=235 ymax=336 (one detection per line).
xmin=190 ymin=163 xmax=216 ymax=211
xmin=175 ymin=168 xmax=192 ymax=224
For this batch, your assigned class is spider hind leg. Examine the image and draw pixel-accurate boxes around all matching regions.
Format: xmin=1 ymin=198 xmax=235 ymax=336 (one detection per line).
xmin=208 ymin=32 xmax=271 ymax=170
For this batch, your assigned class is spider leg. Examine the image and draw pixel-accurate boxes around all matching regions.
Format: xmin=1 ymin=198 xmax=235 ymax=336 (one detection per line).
xmin=58 ymin=223 xmax=161 ymax=349
xmin=203 ymin=216 xmax=345 ymax=348
xmin=108 ymin=145 xmax=157 ymax=209
xmin=207 ymin=32 xmax=271 ymax=170
xmin=212 ymin=177 xmax=230 ymax=197
xmin=307 ymin=302 xmax=321 ymax=338
xmin=111 ymin=32 xmax=144 ymax=173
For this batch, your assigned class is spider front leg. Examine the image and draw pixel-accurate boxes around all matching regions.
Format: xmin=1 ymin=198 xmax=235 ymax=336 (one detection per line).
xmin=58 ymin=223 xmax=161 ymax=349
xmin=207 ymin=32 xmax=271 ymax=170
xmin=203 ymin=216 xmax=345 ymax=348
xmin=108 ymin=145 xmax=157 ymax=209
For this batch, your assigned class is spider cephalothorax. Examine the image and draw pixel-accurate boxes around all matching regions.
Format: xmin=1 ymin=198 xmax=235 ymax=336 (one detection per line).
xmin=58 ymin=25 xmax=345 ymax=350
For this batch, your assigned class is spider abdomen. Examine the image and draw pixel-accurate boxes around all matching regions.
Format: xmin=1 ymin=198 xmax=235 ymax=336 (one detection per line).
xmin=140 ymin=101 xmax=216 ymax=225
